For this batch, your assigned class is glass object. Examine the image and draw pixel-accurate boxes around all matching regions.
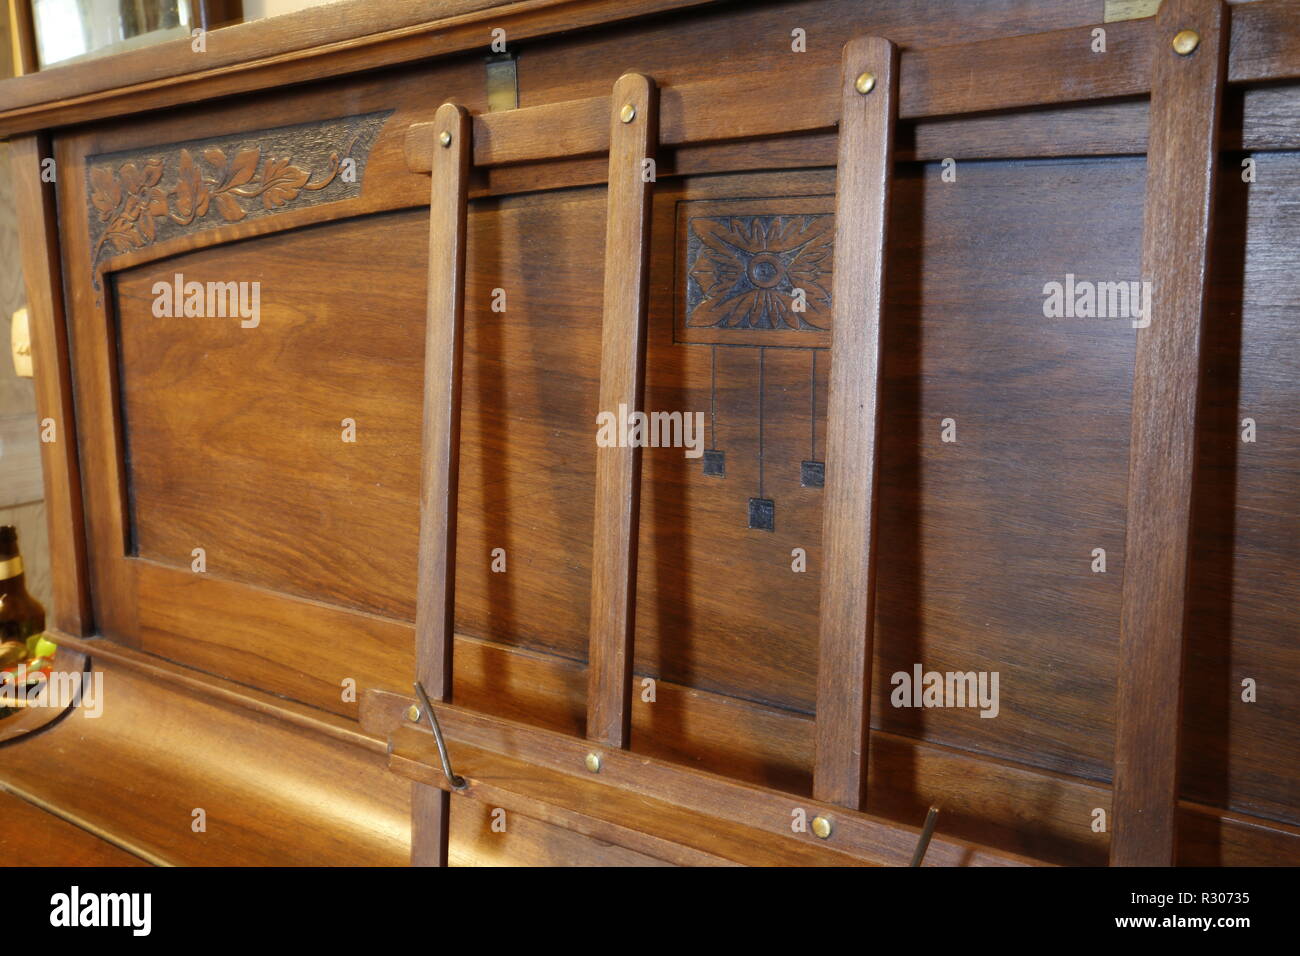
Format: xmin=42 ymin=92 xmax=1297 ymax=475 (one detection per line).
xmin=0 ymin=525 xmax=53 ymax=720
xmin=30 ymin=0 xmax=194 ymax=69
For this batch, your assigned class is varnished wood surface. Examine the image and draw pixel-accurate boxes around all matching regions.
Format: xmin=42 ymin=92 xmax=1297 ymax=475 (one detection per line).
xmin=376 ymin=693 xmax=1037 ymax=866
xmin=411 ymin=102 xmax=471 ymax=867
xmin=1113 ymin=0 xmax=1228 ymax=867
xmin=10 ymin=135 xmax=91 ymax=636
xmin=0 ymin=790 xmax=148 ymax=867
xmin=405 ymin=1 xmax=1300 ymax=173
xmin=2 ymin=642 xmax=674 ymax=866
xmin=92 ymin=149 xmax=1300 ymax=848
xmin=813 ymin=36 xmax=896 ymax=811
xmin=390 ymin=724 xmax=870 ymax=866
xmin=0 ymin=657 xmax=409 ymax=866
xmin=20 ymin=631 xmax=1300 ymax=866
xmin=0 ymin=0 xmax=718 ymax=137
xmin=587 ymin=74 xmax=657 ymax=749
xmin=8 ymin=0 xmax=1297 ymax=866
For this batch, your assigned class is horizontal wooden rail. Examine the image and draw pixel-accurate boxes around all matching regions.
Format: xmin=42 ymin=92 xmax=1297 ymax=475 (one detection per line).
xmin=0 ymin=0 xmax=717 ymax=138
xmin=389 ymin=727 xmax=869 ymax=866
xmin=363 ymin=688 xmax=1042 ymax=867
xmin=405 ymin=0 xmax=1300 ymax=172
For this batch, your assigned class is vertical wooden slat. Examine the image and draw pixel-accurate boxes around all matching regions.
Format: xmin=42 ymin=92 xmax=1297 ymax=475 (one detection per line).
xmin=11 ymin=134 xmax=92 ymax=636
xmin=412 ymin=101 xmax=471 ymax=868
xmin=1112 ymin=0 xmax=1227 ymax=867
xmin=812 ymin=36 xmax=898 ymax=810
xmin=6 ymin=0 xmax=39 ymax=75
xmin=586 ymin=73 xmax=658 ymax=749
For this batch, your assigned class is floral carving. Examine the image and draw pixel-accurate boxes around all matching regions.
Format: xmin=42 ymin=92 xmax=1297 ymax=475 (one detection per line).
xmin=685 ymin=214 xmax=833 ymax=332
xmin=90 ymin=141 xmax=349 ymax=260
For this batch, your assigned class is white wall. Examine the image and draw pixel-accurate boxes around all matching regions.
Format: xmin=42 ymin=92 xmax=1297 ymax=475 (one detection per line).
xmin=240 ymin=0 xmax=346 ymax=20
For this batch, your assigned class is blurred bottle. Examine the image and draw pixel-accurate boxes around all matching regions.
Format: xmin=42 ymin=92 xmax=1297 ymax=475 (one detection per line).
xmin=0 ymin=526 xmax=53 ymax=717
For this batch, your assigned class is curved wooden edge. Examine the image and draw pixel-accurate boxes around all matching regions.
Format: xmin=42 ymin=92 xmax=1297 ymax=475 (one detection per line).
xmin=0 ymin=654 xmax=408 ymax=866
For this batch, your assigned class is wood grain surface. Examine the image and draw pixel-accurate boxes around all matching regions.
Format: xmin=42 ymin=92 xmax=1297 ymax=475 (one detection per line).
xmin=813 ymin=35 xmax=896 ymax=811
xmin=1112 ymin=0 xmax=1228 ymax=867
xmin=587 ymin=74 xmax=658 ymax=749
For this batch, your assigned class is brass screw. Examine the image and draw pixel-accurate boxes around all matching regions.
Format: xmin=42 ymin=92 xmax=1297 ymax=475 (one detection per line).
xmin=619 ymin=103 xmax=636 ymax=124
xmin=1172 ymin=29 xmax=1200 ymax=56
xmin=585 ymin=752 xmax=602 ymax=773
xmin=439 ymin=130 xmax=453 ymax=148
xmin=854 ymin=72 xmax=876 ymax=95
xmin=812 ymin=815 xmax=833 ymax=839
xmin=406 ymin=704 xmax=421 ymax=722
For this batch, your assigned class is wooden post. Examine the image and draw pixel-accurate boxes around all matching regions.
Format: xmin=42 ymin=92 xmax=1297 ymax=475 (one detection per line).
xmin=1111 ymin=0 xmax=1227 ymax=867
xmin=412 ymin=101 xmax=471 ymax=867
xmin=586 ymin=74 xmax=658 ymax=750
xmin=11 ymin=134 xmax=92 ymax=636
xmin=812 ymin=35 xmax=898 ymax=810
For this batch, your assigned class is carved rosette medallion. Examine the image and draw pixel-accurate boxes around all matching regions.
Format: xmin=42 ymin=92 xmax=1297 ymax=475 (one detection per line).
xmin=674 ymin=195 xmax=836 ymax=530
xmin=676 ymin=195 xmax=834 ymax=348
xmin=86 ymin=111 xmax=392 ymax=267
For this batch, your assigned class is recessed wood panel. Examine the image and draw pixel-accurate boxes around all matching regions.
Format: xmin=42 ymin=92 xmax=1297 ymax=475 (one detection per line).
xmin=115 ymin=211 xmax=428 ymax=620
xmin=1181 ymin=149 xmax=1300 ymax=827
xmin=108 ymin=151 xmax=1297 ymax=829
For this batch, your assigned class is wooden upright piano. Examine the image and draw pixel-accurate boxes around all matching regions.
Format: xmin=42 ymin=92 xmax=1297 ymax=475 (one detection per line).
xmin=1 ymin=0 xmax=1297 ymax=867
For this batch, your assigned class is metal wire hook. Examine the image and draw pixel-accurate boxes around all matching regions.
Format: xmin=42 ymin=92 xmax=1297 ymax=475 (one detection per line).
xmin=909 ymin=806 xmax=940 ymax=867
xmin=412 ymin=681 xmax=468 ymax=790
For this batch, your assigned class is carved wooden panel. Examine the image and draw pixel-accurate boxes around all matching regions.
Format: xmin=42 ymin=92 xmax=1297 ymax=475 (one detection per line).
xmin=676 ymin=195 xmax=834 ymax=349
xmin=86 ymin=111 xmax=391 ymax=266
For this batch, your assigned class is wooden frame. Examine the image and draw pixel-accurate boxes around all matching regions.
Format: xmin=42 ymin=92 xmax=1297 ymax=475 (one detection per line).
xmin=389 ymin=0 xmax=1300 ymax=865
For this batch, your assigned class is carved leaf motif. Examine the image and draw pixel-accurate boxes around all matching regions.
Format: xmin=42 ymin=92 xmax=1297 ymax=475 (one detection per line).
xmin=227 ymin=148 xmax=260 ymax=190
xmin=142 ymin=158 xmax=164 ymax=188
xmin=147 ymin=187 xmax=168 ymax=218
xmin=203 ymin=148 xmax=227 ymax=173
xmin=214 ymin=191 xmax=247 ymax=223
xmin=173 ymin=149 xmax=201 ymax=220
xmin=90 ymin=167 xmax=122 ymax=221
xmin=260 ymin=156 xmax=311 ymax=209
xmin=119 ymin=162 xmax=145 ymax=195
xmin=106 ymin=223 xmax=143 ymax=252
xmin=88 ymin=116 xmax=378 ymax=265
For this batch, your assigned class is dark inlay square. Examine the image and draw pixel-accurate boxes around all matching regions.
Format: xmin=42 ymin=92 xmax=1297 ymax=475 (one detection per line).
xmin=801 ymin=460 xmax=825 ymax=488
xmin=748 ymin=497 xmax=775 ymax=532
xmin=703 ymin=449 xmax=725 ymax=477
